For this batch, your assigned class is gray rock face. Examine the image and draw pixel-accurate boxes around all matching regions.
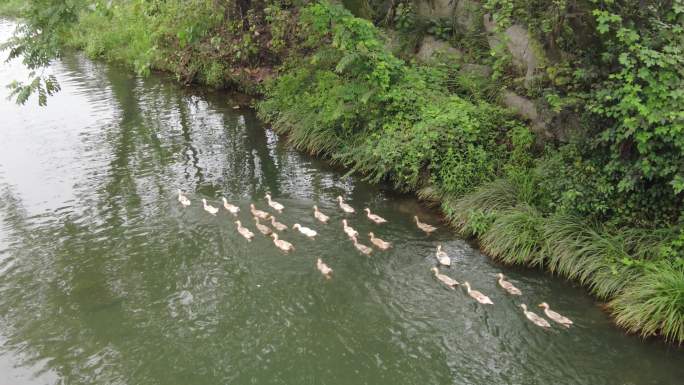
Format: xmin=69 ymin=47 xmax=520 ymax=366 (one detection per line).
xmin=460 ymin=63 xmax=492 ymax=78
xmin=416 ymin=35 xmax=463 ymax=62
xmin=505 ymin=24 xmax=539 ymax=85
xmin=416 ymin=0 xmax=456 ymax=19
xmin=483 ymin=14 xmax=542 ymax=87
xmin=502 ymin=90 xmax=551 ymax=138
xmin=454 ymin=0 xmax=481 ymax=32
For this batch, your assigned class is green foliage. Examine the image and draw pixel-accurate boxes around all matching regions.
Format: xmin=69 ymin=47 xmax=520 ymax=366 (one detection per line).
xmin=261 ymin=1 xmax=517 ymax=201
xmin=1 ymin=0 xmax=82 ymax=105
xmin=474 ymin=0 xmax=683 ymax=227
xmin=6 ymin=73 xmax=60 ymax=106
xmin=588 ymin=3 xmax=684 ymax=206
xmin=392 ymin=2 xmax=415 ymax=33
xmin=5 ymin=0 xmax=300 ymax=96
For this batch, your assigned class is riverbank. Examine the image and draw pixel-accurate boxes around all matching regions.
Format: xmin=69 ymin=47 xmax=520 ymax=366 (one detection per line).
xmin=2 ymin=0 xmax=682 ymax=344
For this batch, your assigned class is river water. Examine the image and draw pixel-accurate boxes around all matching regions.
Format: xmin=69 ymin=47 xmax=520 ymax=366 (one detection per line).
xmin=0 ymin=19 xmax=681 ymax=385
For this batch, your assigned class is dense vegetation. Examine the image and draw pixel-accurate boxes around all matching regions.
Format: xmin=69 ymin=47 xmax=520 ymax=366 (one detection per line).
xmin=1 ymin=0 xmax=682 ymax=343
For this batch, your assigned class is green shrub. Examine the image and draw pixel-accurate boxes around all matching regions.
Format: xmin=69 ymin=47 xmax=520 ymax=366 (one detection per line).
xmin=260 ymin=1 xmax=518 ymax=201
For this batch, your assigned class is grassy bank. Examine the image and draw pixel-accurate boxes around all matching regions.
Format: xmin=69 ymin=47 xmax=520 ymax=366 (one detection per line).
xmin=257 ymin=1 xmax=683 ymax=344
xmin=0 ymin=0 xmax=24 ymax=17
xmin=2 ymin=0 xmax=682 ymax=343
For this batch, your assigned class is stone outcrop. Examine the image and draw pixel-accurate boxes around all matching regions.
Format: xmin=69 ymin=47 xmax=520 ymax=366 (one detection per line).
xmin=454 ymin=0 xmax=481 ymax=32
xmin=416 ymin=35 xmax=463 ymax=62
xmin=415 ymin=0 xmax=456 ymax=19
xmin=501 ymin=90 xmax=551 ymax=138
xmin=483 ymin=14 xmax=543 ymax=87
xmin=459 ymin=63 xmax=492 ymax=78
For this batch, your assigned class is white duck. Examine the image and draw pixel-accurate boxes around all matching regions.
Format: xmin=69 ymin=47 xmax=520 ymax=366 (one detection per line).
xmin=313 ymin=205 xmax=329 ymax=223
xmin=250 ymin=203 xmax=270 ymax=220
xmin=270 ymin=216 xmax=288 ymax=231
xmin=539 ymin=302 xmax=573 ymax=327
xmin=497 ymin=273 xmax=522 ymax=295
xmin=350 ymin=235 xmax=373 ymax=256
xmin=342 ymin=219 xmax=358 ymax=238
xmin=414 ymin=216 xmax=437 ymax=234
xmin=337 ymin=196 xmax=355 ymax=214
xmin=222 ymin=197 xmax=240 ymax=215
xmin=316 ymin=258 xmax=333 ymax=279
xmin=202 ymin=199 xmax=219 ymax=215
xmin=521 ymin=304 xmax=551 ymax=328
xmin=435 ymin=245 xmax=451 ymax=266
xmin=293 ymin=223 xmax=317 ymax=238
xmin=364 ymin=208 xmax=387 ymax=224
xmin=431 ymin=267 xmax=458 ymax=289
xmin=254 ymin=217 xmax=272 ymax=236
xmin=265 ymin=193 xmax=284 ymax=212
xmin=271 ymin=233 xmax=294 ymax=253
xmin=463 ymin=282 xmax=493 ymax=305
xmin=368 ymin=232 xmax=391 ymax=250
xmin=235 ymin=220 xmax=255 ymax=241
xmin=177 ymin=189 xmax=191 ymax=207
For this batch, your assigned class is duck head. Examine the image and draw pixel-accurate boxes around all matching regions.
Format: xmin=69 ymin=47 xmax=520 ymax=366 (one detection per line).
xmin=369 ymin=232 xmax=375 ymax=238
xmin=520 ymin=304 xmax=528 ymax=311
xmin=538 ymin=302 xmax=549 ymax=309
xmin=342 ymin=219 xmax=348 ymax=226
xmin=235 ymin=220 xmax=241 ymax=226
xmin=463 ymin=282 xmax=471 ymax=290
xmin=430 ymin=267 xmax=438 ymax=275
xmin=437 ymin=245 xmax=442 ymax=252
xmin=364 ymin=208 xmax=370 ymax=214
xmin=497 ymin=273 xmax=504 ymax=279
xmin=337 ymin=196 xmax=343 ymax=202
xmin=265 ymin=193 xmax=271 ymax=200
xmin=293 ymin=224 xmax=301 ymax=230
xmin=222 ymin=197 xmax=227 ymax=204
xmin=271 ymin=233 xmax=278 ymax=240
xmin=250 ymin=203 xmax=256 ymax=209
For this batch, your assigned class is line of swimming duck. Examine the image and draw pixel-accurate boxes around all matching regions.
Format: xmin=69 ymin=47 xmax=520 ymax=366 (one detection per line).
xmin=430 ymin=245 xmax=573 ymax=328
xmin=179 ymin=190 xmax=573 ymax=329
xmin=178 ymin=191 xmax=416 ymax=257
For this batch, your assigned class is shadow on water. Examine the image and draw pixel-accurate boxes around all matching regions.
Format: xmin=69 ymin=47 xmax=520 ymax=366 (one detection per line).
xmin=0 ymin=18 xmax=682 ymax=385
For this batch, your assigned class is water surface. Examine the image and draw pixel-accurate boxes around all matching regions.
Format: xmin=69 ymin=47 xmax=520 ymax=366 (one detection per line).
xmin=0 ymin=19 xmax=681 ymax=385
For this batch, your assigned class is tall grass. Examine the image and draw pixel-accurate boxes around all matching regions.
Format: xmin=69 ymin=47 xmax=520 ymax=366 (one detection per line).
xmin=443 ymin=178 xmax=518 ymax=235
xmin=544 ymin=215 xmax=629 ymax=298
xmin=480 ymin=205 xmax=545 ymax=265
xmin=448 ymin=179 xmax=683 ymax=342
xmin=610 ymin=262 xmax=684 ymax=343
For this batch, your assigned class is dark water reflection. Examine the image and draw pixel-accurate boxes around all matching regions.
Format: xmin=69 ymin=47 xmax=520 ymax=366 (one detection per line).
xmin=0 ymin=19 xmax=681 ymax=385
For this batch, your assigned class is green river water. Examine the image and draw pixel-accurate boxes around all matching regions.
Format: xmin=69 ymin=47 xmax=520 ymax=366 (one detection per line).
xmin=0 ymin=19 xmax=682 ymax=385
